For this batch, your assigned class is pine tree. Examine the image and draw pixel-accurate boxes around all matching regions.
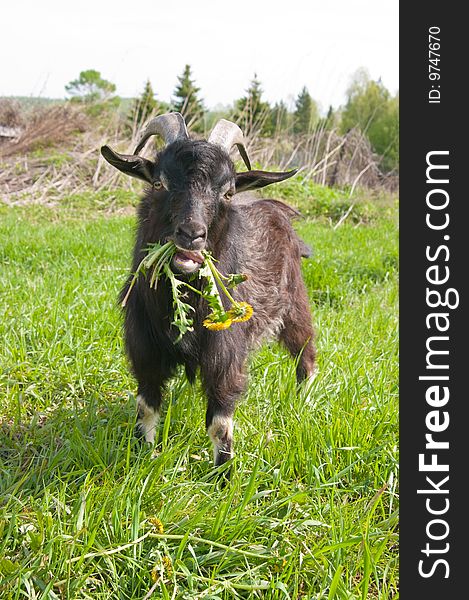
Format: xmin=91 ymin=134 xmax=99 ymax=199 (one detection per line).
xmin=65 ymin=69 xmax=116 ymax=103
xmin=234 ymin=74 xmax=271 ymax=137
xmin=172 ymin=65 xmax=204 ymax=131
xmin=318 ymin=105 xmax=337 ymax=131
xmin=294 ymin=87 xmax=318 ymax=134
xmin=128 ymin=80 xmax=158 ymax=132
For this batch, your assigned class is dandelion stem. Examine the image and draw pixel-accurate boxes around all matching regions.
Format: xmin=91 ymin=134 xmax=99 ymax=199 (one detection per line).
xmin=65 ymin=532 xmax=151 ymax=564
xmin=204 ymin=255 xmax=236 ymax=304
xmin=179 ymin=281 xmax=204 ymax=296
xmin=172 ymin=570 xmax=270 ymax=591
xmin=149 ymin=532 xmax=272 ymax=561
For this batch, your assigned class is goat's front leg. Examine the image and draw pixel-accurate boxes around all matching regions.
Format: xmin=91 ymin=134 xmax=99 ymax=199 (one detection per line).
xmin=206 ymin=410 xmax=234 ymax=467
xmin=123 ymin=302 xmax=174 ymax=445
xmin=201 ymin=357 xmax=247 ymax=469
xmin=135 ymin=384 xmax=162 ymax=445
xmin=131 ymin=356 xmax=170 ymax=445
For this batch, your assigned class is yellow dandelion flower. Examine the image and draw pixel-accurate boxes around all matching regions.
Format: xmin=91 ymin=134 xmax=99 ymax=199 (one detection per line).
xmin=151 ymin=555 xmax=173 ymax=582
xmin=162 ymin=555 xmax=173 ymax=576
xmin=203 ymin=318 xmax=233 ymax=331
xmin=148 ymin=517 xmax=164 ymax=534
xmin=150 ymin=565 xmax=160 ymax=583
xmin=227 ymin=302 xmax=254 ymax=323
xmin=273 ymin=558 xmax=288 ymax=573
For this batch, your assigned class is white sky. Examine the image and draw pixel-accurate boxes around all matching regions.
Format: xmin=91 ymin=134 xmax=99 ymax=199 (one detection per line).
xmin=0 ymin=0 xmax=398 ymax=112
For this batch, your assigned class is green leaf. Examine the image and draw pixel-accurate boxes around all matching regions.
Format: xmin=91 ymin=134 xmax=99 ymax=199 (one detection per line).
xmin=0 ymin=558 xmax=20 ymax=575
xmin=225 ymin=273 xmax=248 ymax=288
xmin=328 ymin=564 xmax=344 ymax=600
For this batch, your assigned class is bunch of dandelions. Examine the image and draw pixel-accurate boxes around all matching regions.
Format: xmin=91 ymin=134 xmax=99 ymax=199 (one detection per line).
xmin=121 ymin=241 xmax=253 ymax=341
xmin=199 ymin=258 xmax=253 ymax=330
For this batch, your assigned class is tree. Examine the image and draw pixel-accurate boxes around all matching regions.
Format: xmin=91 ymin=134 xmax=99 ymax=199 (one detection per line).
xmin=171 ymin=65 xmax=205 ymax=131
xmin=340 ymin=68 xmax=399 ymax=171
xmin=293 ymin=87 xmax=319 ymax=134
xmin=127 ymin=79 xmax=170 ymax=133
xmin=269 ymin=100 xmax=291 ymax=135
xmin=234 ymin=74 xmax=272 ymax=137
xmin=377 ymin=93 xmax=399 ymax=172
xmin=341 ymin=68 xmax=387 ymax=133
xmin=65 ymin=69 xmax=116 ymax=103
xmin=317 ymin=105 xmax=338 ymax=131
xmin=132 ymin=80 xmax=157 ymax=125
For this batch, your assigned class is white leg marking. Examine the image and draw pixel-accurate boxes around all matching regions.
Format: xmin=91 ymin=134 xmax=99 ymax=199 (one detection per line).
xmin=136 ymin=395 xmax=159 ymax=444
xmin=207 ymin=415 xmax=234 ymax=463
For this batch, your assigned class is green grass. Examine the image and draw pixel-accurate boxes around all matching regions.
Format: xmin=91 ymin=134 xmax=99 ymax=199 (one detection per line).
xmin=0 ymin=185 xmax=398 ymax=599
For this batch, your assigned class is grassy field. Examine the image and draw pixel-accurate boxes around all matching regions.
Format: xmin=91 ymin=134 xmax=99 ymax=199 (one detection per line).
xmin=0 ymin=182 xmax=399 ymax=599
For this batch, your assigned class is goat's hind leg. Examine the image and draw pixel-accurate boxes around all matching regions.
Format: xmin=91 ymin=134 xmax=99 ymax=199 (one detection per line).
xmin=279 ymin=297 xmax=316 ymax=385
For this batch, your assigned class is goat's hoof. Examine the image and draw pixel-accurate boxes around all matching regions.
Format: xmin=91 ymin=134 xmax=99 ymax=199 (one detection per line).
xmin=134 ymin=422 xmax=146 ymax=441
xmin=206 ymin=469 xmax=231 ymax=487
xmin=134 ymin=423 xmax=157 ymax=448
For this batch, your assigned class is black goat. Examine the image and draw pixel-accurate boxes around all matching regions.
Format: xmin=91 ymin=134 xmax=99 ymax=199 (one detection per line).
xmin=101 ymin=113 xmax=316 ymax=469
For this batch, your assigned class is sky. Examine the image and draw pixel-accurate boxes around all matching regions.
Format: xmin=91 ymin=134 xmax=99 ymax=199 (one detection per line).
xmin=1 ymin=0 xmax=398 ymax=112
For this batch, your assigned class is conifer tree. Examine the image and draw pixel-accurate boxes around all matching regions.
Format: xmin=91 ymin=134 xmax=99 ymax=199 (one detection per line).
xmin=65 ymin=69 xmax=116 ymax=103
xmin=65 ymin=69 xmax=119 ymax=115
xmin=172 ymin=65 xmax=204 ymax=131
xmin=234 ymin=74 xmax=271 ymax=136
xmin=294 ymin=87 xmax=319 ymax=134
xmin=128 ymin=79 xmax=158 ymax=131
xmin=318 ymin=105 xmax=337 ymax=131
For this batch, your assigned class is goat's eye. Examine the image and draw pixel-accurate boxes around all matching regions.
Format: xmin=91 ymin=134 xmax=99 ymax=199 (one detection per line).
xmin=224 ymin=190 xmax=234 ymax=200
xmin=153 ymin=179 xmax=164 ymax=191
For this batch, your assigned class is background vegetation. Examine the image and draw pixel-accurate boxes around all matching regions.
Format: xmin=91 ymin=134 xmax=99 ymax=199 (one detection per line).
xmin=0 ymin=65 xmax=399 ymax=191
xmin=0 ymin=66 xmax=399 ymax=598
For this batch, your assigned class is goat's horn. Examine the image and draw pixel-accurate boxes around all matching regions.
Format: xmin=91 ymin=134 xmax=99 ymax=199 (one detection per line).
xmin=208 ymin=119 xmax=251 ymax=170
xmin=134 ymin=112 xmax=189 ymax=154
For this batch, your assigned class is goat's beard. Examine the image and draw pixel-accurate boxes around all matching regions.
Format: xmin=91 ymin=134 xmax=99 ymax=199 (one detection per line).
xmin=172 ymin=249 xmax=205 ymax=274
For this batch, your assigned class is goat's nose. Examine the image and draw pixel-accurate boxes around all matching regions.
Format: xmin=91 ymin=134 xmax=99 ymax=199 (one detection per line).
xmin=175 ymin=222 xmax=207 ymax=247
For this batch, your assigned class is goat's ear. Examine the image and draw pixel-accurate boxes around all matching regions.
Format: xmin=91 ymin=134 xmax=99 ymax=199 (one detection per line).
xmin=235 ymin=169 xmax=297 ymax=192
xmin=100 ymin=145 xmax=154 ymax=183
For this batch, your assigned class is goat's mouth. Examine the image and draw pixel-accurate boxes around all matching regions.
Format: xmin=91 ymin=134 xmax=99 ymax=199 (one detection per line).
xmin=172 ymin=248 xmax=205 ymax=274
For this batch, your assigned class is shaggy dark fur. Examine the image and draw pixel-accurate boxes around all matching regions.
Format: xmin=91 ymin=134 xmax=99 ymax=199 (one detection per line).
xmin=102 ymin=138 xmax=316 ymax=469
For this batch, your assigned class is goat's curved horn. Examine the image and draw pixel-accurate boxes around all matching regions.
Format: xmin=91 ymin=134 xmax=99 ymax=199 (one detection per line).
xmin=134 ymin=112 xmax=189 ymax=154
xmin=208 ymin=119 xmax=251 ymax=170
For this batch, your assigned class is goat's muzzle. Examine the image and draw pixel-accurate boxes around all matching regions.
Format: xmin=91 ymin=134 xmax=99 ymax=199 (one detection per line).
xmin=172 ymin=248 xmax=205 ymax=274
xmin=171 ymin=220 xmax=207 ymax=273
xmin=175 ymin=221 xmax=206 ymax=247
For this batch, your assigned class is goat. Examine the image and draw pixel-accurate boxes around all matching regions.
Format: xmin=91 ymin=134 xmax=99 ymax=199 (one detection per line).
xmin=101 ymin=113 xmax=316 ymax=470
